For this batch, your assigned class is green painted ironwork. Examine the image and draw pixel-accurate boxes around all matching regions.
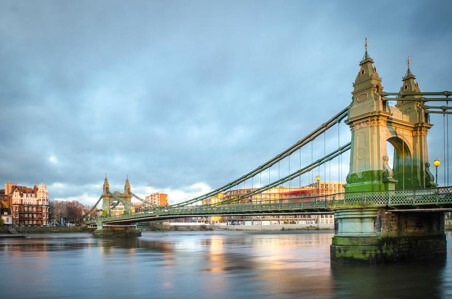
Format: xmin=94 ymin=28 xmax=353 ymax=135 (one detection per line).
xmin=85 ymin=186 xmax=452 ymax=225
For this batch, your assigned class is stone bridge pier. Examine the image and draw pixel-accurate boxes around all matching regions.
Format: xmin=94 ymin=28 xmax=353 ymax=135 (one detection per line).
xmin=93 ymin=223 xmax=141 ymax=238
xmin=331 ymin=208 xmax=446 ymax=263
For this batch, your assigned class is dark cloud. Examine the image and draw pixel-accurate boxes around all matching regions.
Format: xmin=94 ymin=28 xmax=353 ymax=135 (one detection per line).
xmin=0 ymin=0 xmax=451 ymax=204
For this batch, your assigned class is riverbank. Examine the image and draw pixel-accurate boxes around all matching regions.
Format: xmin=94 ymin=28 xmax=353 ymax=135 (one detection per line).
xmin=0 ymin=226 xmax=93 ymax=234
xmin=1 ymin=223 xmax=449 ymax=235
xmin=0 ymin=224 xmax=331 ymax=236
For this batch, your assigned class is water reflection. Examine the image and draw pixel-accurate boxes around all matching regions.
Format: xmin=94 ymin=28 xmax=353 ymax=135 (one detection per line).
xmin=332 ymin=259 xmax=447 ymax=298
xmin=0 ymin=231 xmax=450 ymax=298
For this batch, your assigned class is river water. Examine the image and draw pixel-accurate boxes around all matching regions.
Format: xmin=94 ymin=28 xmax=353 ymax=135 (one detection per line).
xmin=0 ymin=230 xmax=451 ymax=298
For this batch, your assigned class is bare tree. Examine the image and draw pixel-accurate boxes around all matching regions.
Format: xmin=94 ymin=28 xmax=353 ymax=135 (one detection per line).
xmin=49 ymin=200 xmax=89 ymax=225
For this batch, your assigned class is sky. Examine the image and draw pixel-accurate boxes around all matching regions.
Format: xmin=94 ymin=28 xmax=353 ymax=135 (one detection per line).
xmin=1 ymin=0 xmax=451 ymax=206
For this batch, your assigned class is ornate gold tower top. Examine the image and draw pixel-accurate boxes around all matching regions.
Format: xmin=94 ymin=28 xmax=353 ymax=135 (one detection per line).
xmin=403 ymin=56 xmax=416 ymax=81
xmin=103 ymin=176 xmax=110 ymax=193
xmin=400 ymin=56 xmax=420 ymax=95
xmin=360 ymin=37 xmax=373 ymax=65
xmin=350 ymin=38 xmax=383 ymax=117
xmin=124 ymin=177 xmax=131 ymax=194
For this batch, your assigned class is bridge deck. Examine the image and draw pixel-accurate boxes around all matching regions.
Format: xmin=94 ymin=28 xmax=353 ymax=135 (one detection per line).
xmin=85 ymin=187 xmax=452 ymax=225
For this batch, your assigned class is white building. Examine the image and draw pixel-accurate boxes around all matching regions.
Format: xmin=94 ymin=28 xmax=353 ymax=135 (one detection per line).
xmin=9 ymin=183 xmax=49 ymax=226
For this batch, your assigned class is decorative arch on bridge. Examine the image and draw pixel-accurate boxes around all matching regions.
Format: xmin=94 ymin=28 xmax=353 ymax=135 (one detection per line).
xmin=387 ymin=136 xmax=411 ymax=190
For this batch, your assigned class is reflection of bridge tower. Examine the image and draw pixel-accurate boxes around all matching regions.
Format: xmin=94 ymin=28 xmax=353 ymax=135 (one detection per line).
xmin=346 ymin=44 xmax=435 ymax=192
xmin=101 ymin=177 xmax=133 ymax=217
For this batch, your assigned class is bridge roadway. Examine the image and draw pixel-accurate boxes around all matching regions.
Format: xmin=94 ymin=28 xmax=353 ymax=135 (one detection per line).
xmin=86 ymin=186 xmax=452 ymax=225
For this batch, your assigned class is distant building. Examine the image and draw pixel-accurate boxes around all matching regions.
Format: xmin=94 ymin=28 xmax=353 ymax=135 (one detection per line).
xmin=0 ymin=188 xmax=10 ymax=216
xmin=111 ymin=205 xmax=124 ymax=217
xmin=202 ymin=182 xmax=344 ymax=206
xmin=110 ymin=203 xmax=138 ymax=216
xmin=1 ymin=212 xmax=12 ymax=225
xmin=132 ymin=201 xmax=145 ymax=212
xmin=1 ymin=182 xmax=50 ymax=226
xmin=145 ymin=192 xmax=168 ymax=206
xmin=306 ymin=181 xmax=345 ymax=196
xmin=202 ymin=192 xmax=224 ymax=205
xmin=201 ymin=182 xmax=344 ymax=226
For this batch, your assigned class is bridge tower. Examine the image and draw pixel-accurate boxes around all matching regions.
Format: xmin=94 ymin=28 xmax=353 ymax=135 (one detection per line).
xmin=345 ymin=44 xmax=436 ymax=193
xmin=123 ymin=178 xmax=132 ymax=214
xmin=331 ymin=42 xmax=445 ymax=263
xmin=101 ymin=176 xmax=112 ymax=217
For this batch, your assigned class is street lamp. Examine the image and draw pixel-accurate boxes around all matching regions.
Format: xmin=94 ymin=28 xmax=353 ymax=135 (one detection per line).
xmin=315 ymin=175 xmax=321 ymax=197
xmin=433 ymin=159 xmax=440 ymax=185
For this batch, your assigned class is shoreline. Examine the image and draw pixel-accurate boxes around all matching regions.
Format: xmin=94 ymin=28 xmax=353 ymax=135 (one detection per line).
xmin=0 ymin=224 xmax=332 ymax=235
xmin=1 ymin=224 xmax=451 ymax=236
xmin=0 ymin=226 xmax=93 ymax=235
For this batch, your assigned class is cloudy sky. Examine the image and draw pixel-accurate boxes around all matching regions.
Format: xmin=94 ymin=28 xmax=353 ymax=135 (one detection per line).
xmin=1 ymin=0 xmax=451 ymax=206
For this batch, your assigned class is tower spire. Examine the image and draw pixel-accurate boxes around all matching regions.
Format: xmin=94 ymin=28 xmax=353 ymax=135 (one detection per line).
xmin=360 ymin=37 xmax=373 ymax=65
xmin=400 ymin=56 xmax=420 ymax=95
xmin=403 ymin=56 xmax=416 ymax=80
xmin=124 ymin=176 xmax=131 ymax=194
xmin=103 ymin=175 xmax=110 ymax=194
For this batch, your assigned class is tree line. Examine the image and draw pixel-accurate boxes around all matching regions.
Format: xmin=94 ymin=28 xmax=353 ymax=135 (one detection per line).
xmin=49 ymin=200 xmax=90 ymax=226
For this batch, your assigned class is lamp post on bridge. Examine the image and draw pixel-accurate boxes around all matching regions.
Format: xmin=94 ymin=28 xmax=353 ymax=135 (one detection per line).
xmin=433 ymin=159 xmax=441 ymax=185
xmin=315 ymin=175 xmax=321 ymax=199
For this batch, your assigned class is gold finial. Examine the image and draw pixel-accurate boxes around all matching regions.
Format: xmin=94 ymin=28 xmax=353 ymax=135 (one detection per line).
xmin=360 ymin=37 xmax=372 ymax=64
xmin=403 ymin=55 xmax=415 ymax=80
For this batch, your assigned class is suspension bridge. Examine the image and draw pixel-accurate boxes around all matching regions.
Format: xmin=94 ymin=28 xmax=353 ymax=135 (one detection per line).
xmin=85 ymin=43 xmax=451 ymax=263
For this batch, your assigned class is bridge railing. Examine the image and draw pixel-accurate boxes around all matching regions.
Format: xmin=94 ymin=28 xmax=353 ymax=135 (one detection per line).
xmin=332 ymin=186 xmax=452 ymax=207
xmin=88 ymin=186 xmax=452 ymax=224
xmin=229 ymin=186 xmax=452 ymax=207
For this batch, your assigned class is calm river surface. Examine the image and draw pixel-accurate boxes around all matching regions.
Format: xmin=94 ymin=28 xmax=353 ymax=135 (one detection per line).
xmin=0 ymin=231 xmax=451 ymax=298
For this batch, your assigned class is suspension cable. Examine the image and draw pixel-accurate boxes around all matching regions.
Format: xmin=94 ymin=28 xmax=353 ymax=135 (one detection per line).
xmin=111 ymin=200 xmax=120 ymax=209
xmin=108 ymin=192 xmax=132 ymax=207
xmin=82 ymin=194 xmax=103 ymax=219
xmin=323 ymin=131 xmax=326 ymax=183
xmin=288 ymin=153 xmax=291 ymax=189
xmin=444 ymin=111 xmax=447 ymax=186
xmin=338 ymin=122 xmax=340 ymax=182
xmin=311 ymin=141 xmax=313 ymax=183
xmin=299 ymin=147 xmax=302 ymax=187
xmin=445 ymin=101 xmax=449 ymax=186
xmin=131 ymin=192 xmax=155 ymax=206
xmin=170 ymin=106 xmax=349 ymax=207
xmin=218 ymin=142 xmax=351 ymax=205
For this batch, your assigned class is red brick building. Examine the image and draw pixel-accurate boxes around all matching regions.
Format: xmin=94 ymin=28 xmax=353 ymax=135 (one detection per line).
xmin=2 ymin=182 xmax=49 ymax=226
